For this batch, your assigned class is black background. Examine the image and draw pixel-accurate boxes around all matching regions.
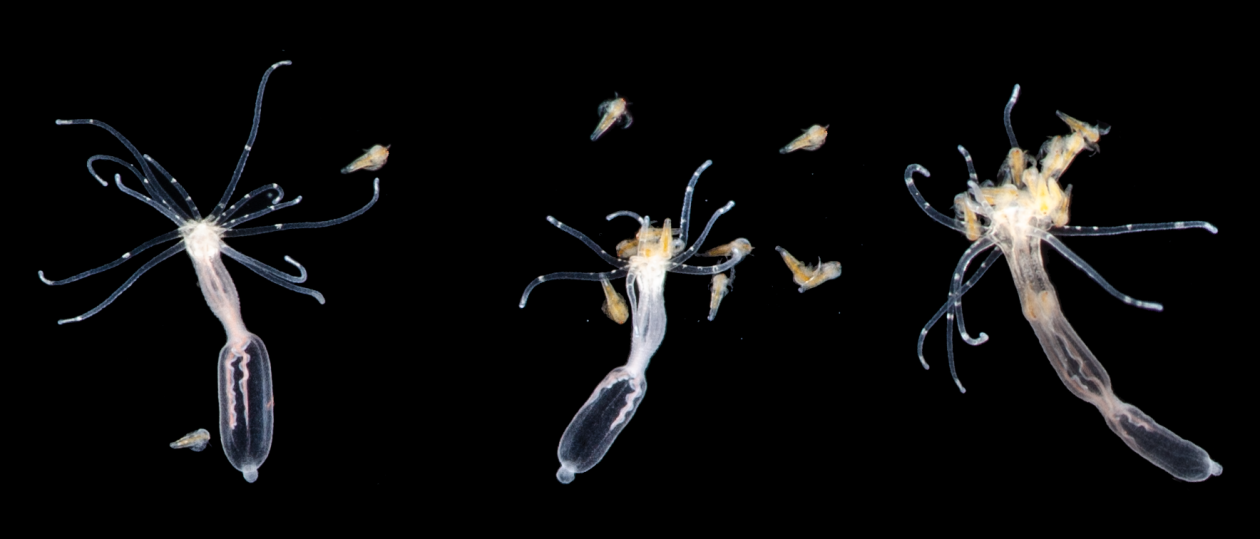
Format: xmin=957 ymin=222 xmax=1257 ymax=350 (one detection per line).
xmin=19 ymin=46 xmax=1242 ymax=508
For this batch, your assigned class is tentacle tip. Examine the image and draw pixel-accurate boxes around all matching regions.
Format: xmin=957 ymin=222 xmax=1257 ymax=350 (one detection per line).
xmin=1205 ymin=223 xmax=1219 ymax=234
xmin=313 ymin=292 xmax=327 ymax=305
xmin=372 ymin=177 xmax=380 ymax=192
xmin=273 ymin=60 xmax=292 ymax=68
xmin=954 ymin=380 xmax=967 ymax=394
xmin=55 ymin=119 xmax=71 ymax=125
xmin=918 ymin=357 xmax=930 ymax=370
xmin=519 ymin=302 xmax=527 ymax=309
xmin=92 ymin=174 xmax=108 ymax=187
xmin=38 ymin=271 xmax=54 ymax=285
xmin=975 ymin=332 xmax=990 ymax=345
xmin=1209 ymin=460 xmax=1223 ymax=477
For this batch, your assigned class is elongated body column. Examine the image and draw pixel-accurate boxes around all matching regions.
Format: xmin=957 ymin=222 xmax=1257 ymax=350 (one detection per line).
xmin=557 ymin=259 xmax=666 ymax=484
xmin=187 ymin=222 xmax=273 ymax=483
xmin=1009 ymin=238 xmax=1220 ymax=480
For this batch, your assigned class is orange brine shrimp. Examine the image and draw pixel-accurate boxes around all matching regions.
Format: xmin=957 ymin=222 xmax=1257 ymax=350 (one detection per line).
xmin=170 ymin=429 xmax=211 ymax=452
xmin=600 ymin=277 xmax=629 ymax=324
xmin=774 ymin=246 xmax=841 ymax=292
xmin=591 ymin=94 xmax=632 ymax=141
xmin=779 ymin=124 xmax=828 ymax=154
xmin=699 ymin=239 xmax=753 ymax=320
xmin=341 ymin=144 xmax=390 ymax=174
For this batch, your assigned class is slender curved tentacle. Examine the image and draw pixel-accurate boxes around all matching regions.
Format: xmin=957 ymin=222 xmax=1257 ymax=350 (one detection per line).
xmin=677 ymin=160 xmax=712 ymax=246
xmin=1054 ymin=221 xmax=1218 ymax=236
xmin=545 ymin=216 xmax=625 ymax=267
xmin=942 ymin=238 xmax=996 ymax=393
xmin=39 ymin=230 xmax=182 ymax=286
xmin=221 ymin=189 xmax=304 ymax=229
xmin=669 ymin=255 xmax=745 ymax=275
xmin=210 ymin=60 xmax=291 ymax=220
xmin=905 ymin=165 xmax=967 ymax=232
xmin=1032 ymin=229 xmax=1163 ymax=311
xmin=222 ymin=246 xmax=325 ymax=304
xmin=669 ymin=201 xmax=735 ymax=265
xmin=220 ymin=183 xmax=289 ymax=222
xmin=224 ymin=178 xmax=379 ymax=238
xmin=53 ymin=242 xmax=186 ymax=325
xmin=917 ymin=249 xmax=1003 ymax=370
xmin=85 ymin=158 xmax=185 ymax=225
xmin=143 ymin=154 xmax=202 ymax=220
xmin=519 ymin=268 xmax=629 ymax=309
xmin=56 ymin=119 xmax=188 ymax=222
xmin=605 ymin=211 xmax=644 ymax=227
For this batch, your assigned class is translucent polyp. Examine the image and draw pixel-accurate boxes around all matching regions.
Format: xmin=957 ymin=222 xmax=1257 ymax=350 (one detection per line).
xmin=218 ymin=333 xmax=274 ymax=483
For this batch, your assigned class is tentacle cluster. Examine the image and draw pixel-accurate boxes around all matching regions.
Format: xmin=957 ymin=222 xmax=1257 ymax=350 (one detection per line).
xmin=519 ymin=160 xmax=747 ymax=310
xmin=42 ymin=61 xmax=381 ymax=324
xmin=905 ymin=85 xmax=1217 ymax=393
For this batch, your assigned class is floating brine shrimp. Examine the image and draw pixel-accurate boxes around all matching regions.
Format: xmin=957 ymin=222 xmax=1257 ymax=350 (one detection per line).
xmin=591 ymin=94 xmax=632 ymax=141
xmin=707 ymin=273 xmax=731 ymax=321
xmin=341 ymin=144 xmax=390 ymax=174
xmin=702 ymin=238 xmax=754 ymax=259
xmin=905 ymin=84 xmax=1221 ymax=481
xmin=41 ymin=61 xmax=382 ymax=483
xmin=774 ymin=246 xmax=841 ymax=292
xmin=520 ymin=160 xmax=748 ymax=483
xmin=699 ymin=238 xmax=753 ymax=321
xmin=779 ymin=124 xmax=828 ymax=154
xmin=170 ymin=429 xmax=212 ymax=452
xmin=600 ymin=277 xmax=629 ymax=324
